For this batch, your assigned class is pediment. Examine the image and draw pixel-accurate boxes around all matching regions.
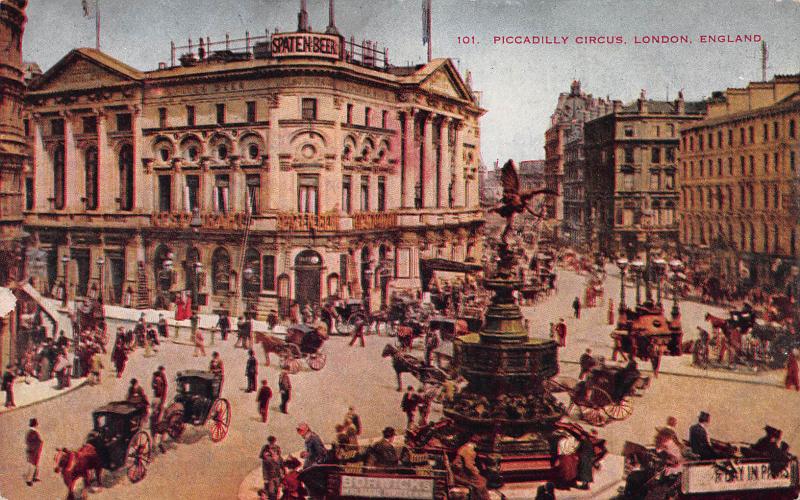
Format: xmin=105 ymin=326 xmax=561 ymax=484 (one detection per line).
xmin=30 ymin=49 xmax=142 ymax=94
xmin=420 ymin=63 xmax=474 ymax=103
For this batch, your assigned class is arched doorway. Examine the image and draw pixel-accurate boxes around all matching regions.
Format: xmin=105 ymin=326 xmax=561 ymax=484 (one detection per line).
xmin=277 ymin=274 xmax=291 ymax=318
xmin=243 ymin=248 xmax=261 ymax=298
xmin=294 ymin=250 xmax=322 ymax=308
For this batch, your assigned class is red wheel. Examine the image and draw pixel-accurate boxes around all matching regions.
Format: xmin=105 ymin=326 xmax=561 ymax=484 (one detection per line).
xmin=207 ymin=398 xmax=231 ymax=443
xmin=281 ymin=355 xmax=301 ymax=374
xmin=166 ymin=409 xmax=185 ymax=440
xmin=307 ymin=352 xmax=326 ymax=371
xmin=125 ymin=431 xmax=151 ymax=483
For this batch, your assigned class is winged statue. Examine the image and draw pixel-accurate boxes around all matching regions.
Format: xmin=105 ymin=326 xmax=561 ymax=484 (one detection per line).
xmin=488 ymin=159 xmax=558 ymax=244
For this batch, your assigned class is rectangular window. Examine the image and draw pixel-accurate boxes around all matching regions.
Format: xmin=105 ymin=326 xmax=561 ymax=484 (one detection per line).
xmin=185 ymin=175 xmax=200 ymax=212
xmin=773 ymin=121 xmax=779 ymax=139
xmin=25 ymin=177 xmax=33 ymax=210
xmin=158 ymin=107 xmax=167 ymax=128
xmin=763 ymin=123 xmax=768 ymax=141
xmin=764 ymin=153 xmax=769 ymax=173
xmin=377 ymin=176 xmax=386 ymax=212
xmin=623 ymin=173 xmax=634 ymax=190
xmin=346 ymin=104 xmax=353 ymax=124
xmin=748 ymin=126 xmax=754 ymax=143
xmin=214 ymin=174 xmax=229 ymax=213
xmin=740 ymin=156 xmax=745 ymax=175
xmin=790 ymin=120 xmax=797 ymax=139
xmin=651 ymin=147 xmax=660 ymax=164
xmin=51 ymin=118 xmax=64 ymax=136
xmin=23 ymin=118 xmax=29 ymax=136
xmin=246 ymin=174 xmax=261 ymax=214
xmin=186 ymin=105 xmax=196 ymax=126
xmin=749 ymin=155 xmax=754 ymax=175
xmin=158 ymin=175 xmax=172 ymax=213
xmin=216 ymin=103 xmax=225 ymax=125
xmin=717 ymin=159 xmax=722 ymax=176
xmin=342 ymin=175 xmax=352 ymax=214
xmin=116 ymin=113 xmax=132 ymax=132
xmin=655 ymin=125 xmax=660 ymax=137
xmin=624 ymin=148 xmax=634 ymax=164
xmin=708 ymin=132 xmax=713 ymax=149
xmin=717 ymin=131 xmax=723 ymax=148
xmin=624 ymin=127 xmax=634 ymax=137
xmin=740 ymin=128 xmax=745 ymax=144
xmin=360 ymin=175 xmax=370 ymax=211
xmin=246 ymin=101 xmax=257 ymax=123
xmin=791 ymin=151 xmax=796 ymax=172
xmin=728 ymin=129 xmax=733 ymax=145
xmin=698 ymin=135 xmax=704 ymax=151
xmin=774 ymin=153 xmax=780 ymax=173
xmin=301 ymin=98 xmax=317 ymax=121
xmin=665 ymin=174 xmax=675 ymax=190
xmin=650 ymin=172 xmax=660 ymax=190
xmin=727 ymin=158 xmax=733 ymax=175
xmin=339 ymin=254 xmax=348 ymax=283
xmin=665 ymin=147 xmax=675 ymax=163
xmin=381 ymin=110 xmax=388 ymax=129
xmin=82 ymin=116 xmax=97 ymax=134
xmin=262 ymin=255 xmax=275 ymax=291
xmin=364 ymin=107 xmax=371 ymax=127
xmin=298 ymin=175 xmax=319 ymax=214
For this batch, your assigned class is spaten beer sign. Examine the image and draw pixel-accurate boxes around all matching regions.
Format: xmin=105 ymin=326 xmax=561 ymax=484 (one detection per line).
xmin=271 ymin=32 xmax=340 ymax=59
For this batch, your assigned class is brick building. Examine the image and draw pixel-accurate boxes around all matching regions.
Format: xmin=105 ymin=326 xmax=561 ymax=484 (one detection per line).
xmin=679 ymin=74 xmax=800 ymax=289
xmin=23 ymin=4 xmax=485 ymax=317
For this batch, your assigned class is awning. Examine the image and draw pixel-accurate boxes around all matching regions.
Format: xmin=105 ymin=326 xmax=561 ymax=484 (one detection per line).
xmin=419 ymin=258 xmax=483 ymax=291
xmin=0 ymin=287 xmax=16 ymax=316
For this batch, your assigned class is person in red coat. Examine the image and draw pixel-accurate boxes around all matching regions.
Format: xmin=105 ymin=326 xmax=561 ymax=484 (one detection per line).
xmin=785 ymin=349 xmax=799 ymax=391
xmin=257 ymin=379 xmax=273 ymax=423
xmin=607 ymin=299 xmax=615 ymax=325
xmin=280 ymin=457 xmax=307 ymax=500
xmin=25 ymin=418 xmax=42 ymax=486
xmin=555 ymin=318 xmax=567 ymax=347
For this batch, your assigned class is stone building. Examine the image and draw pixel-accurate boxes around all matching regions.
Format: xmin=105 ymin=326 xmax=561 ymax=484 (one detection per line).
xmin=561 ymin=125 xmax=588 ymax=247
xmin=679 ymin=74 xmax=800 ymax=289
xmin=518 ymin=159 xmax=545 ymax=192
xmin=0 ymin=0 xmax=28 ymax=366
xmin=23 ymin=4 xmax=485 ymax=317
xmin=584 ymin=92 xmax=706 ymax=257
xmin=544 ymin=80 xmax=614 ymax=223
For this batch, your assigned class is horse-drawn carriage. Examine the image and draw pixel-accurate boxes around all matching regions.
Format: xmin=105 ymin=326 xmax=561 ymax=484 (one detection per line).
xmin=621 ymin=440 xmax=800 ymax=500
xmin=428 ymin=316 xmax=469 ymax=342
xmin=256 ymin=324 xmax=327 ymax=373
xmin=162 ymin=370 xmax=231 ymax=443
xmin=333 ymin=299 xmax=368 ymax=335
xmin=382 ymin=343 xmax=449 ymax=390
xmin=547 ymin=363 xmax=650 ymax=426
xmin=612 ymin=302 xmax=683 ymax=362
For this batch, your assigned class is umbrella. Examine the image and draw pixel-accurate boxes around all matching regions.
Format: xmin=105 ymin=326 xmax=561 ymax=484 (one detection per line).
xmin=0 ymin=287 xmax=16 ymax=316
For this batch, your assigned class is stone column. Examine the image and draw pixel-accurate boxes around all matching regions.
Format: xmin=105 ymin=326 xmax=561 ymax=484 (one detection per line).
xmin=132 ymin=105 xmax=150 ymax=212
xmin=438 ymin=117 xmax=451 ymax=208
xmin=265 ymin=94 xmax=281 ymax=210
xmin=230 ymin=156 xmax=245 ymax=213
xmin=422 ymin=113 xmax=435 ymax=208
xmin=64 ymin=111 xmax=78 ymax=210
xmin=32 ymin=116 xmax=49 ymax=210
xmin=200 ymin=158 xmax=212 ymax=213
xmin=399 ymin=109 xmax=416 ymax=209
xmin=96 ymin=111 xmax=114 ymax=211
xmin=453 ymin=121 xmax=465 ymax=208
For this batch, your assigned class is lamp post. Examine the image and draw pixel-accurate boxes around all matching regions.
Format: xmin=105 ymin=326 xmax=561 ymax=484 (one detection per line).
xmin=616 ymin=257 xmax=629 ymax=311
xmin=61 ymin=255 xmax=70 ymax=307
xmin=95 ymin=256 xmax=105 ymax=303
xmin=652 ymin=258 xmax=666 ymax=306
xmin=669 ymin=259 xmax=684 ymax=319
xmin=630 ymin=259 xmax=645 ymax=306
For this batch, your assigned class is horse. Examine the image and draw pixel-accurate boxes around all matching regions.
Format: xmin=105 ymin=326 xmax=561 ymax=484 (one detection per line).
xmin=382 ymin=343 xmax=427 ymax=391
xmin=705 ymin=313 xmax=731 ymax=335
xmin=253 ymin=331 xmax=288 ymax=367
xmin=54 ymin=445 xmax=103 ymax=500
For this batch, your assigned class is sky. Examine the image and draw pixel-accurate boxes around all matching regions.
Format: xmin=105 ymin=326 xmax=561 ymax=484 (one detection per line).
xmin=21 ymin=0 xmax=800 ymax=166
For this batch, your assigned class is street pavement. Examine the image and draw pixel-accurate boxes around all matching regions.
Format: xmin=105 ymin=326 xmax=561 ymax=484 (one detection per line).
xmin=1 ymin=267 xmax=798 ymax=500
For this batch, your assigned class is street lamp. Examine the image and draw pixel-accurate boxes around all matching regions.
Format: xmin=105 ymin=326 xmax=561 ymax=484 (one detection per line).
xmin=61 ymin=255 xmax=70 ymax=307
xmin=95 ymin=256 xmax=105 ymax=303
xmin=669 ymin=259 xmax=684 ymax=319
xmin=630 ymin=259 xmax=645 ymax=306
xmin=616 ymin=257 xmax=629 ymax=311
xmin=651 ymin=258 xmax=667 ymax=306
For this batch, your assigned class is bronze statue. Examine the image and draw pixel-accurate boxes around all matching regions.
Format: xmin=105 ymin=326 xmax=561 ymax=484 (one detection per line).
xmin=489 ymin=159 xmax=557 ymax=244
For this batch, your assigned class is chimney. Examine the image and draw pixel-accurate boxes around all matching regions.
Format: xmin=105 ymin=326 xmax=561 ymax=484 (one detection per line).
xmin=637 ymin=89 xmax=646 ymax=113
xmin=675 ymin=89 xmax=685 ymax=114
xmin=613 ymin=100 xmax=622 ymax=113
xmin=325 ymin=0 xmax=339 ymax=34
xmin=298 ymin=0 xmax=310 ymax=32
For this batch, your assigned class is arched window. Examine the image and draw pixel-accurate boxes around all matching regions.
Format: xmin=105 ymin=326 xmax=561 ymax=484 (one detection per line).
xmin=243 ymin=248 xmax=261 ymax=296
xmin=749 ymin=223 xmax=755 ymax=252
xmin=763 ymin=223 xmax=769 ymax=253
xmin=53 ymin=144 xmax=65 ymax=209
xmin=774 ymin=225 xmax=780 ymax=254
xmin=85 ymin=147 xmax=98 ymax=210
xmin=212 ymin=247 xmax=231 ymax=293
xmin=740 ymin=222 xmax=746 ymax=250
xmin=153 ymin=245 xmax=173 ymax=291
xmin=119 ymin=144 xmax=134 ymax=210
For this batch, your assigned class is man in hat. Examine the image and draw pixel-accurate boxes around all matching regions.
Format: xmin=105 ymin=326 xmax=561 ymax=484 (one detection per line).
xmin=453 ymin=434 xmax=491 ymax=500
xmin=256 ymin=379 xmax=272 ymax=423
xmin=689 ymin=411 xmax=716 ymax=459
xmin=367 ymin=427 xmax=399 ymax=467
xmin=216 ymin=311 xmax=231 ymax=341
xmin=751 ymin=426 xmax=786 ymax=461
xmin=348 ymin=316 xmax=366 ymax=347
xmin=279 ymin=367 xmax=292 ymax=414
xmin=401 ymin=385 xmax=419 ymax=428
xmin=245 ymin=350 xmax=258 ymax=393
xmin=209 ymin=351 xmax=224 ymax=389
xmin=259 ymin=435 xmax=283 ymax=500
xmin=24 ymin=418 xmax=43 ymax=485
xmin=785 ymin=349 xmax=799 ymax=391
xmin=280 ymin=456 xmax=307 ymax=499
xmin=3 ymin=364 xmax=16 ymax=408
xmin=151 ymin=366 xmax=168 ymax=404
xmin=579 ymin=348 xmax=596 ymax=379
xmin=555 ymin=318 xmax=567 ymax=347
xmin=297 ymin=422 xmax=327 ymax=469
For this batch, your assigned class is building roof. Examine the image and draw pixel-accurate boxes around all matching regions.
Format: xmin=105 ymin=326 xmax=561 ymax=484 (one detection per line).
xmin=684 ymin=91 xmax=800 ymax=130
xmin=620 ymin=99 xmax=706 ymax=115
xmin=29 ymin=48 xmax=144 ymax=93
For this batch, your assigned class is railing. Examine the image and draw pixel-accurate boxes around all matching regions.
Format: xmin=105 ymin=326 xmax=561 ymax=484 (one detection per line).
xmin=352 ymin=211 xmax=398 ymax=230
xmin=276 ymin=212 xmax=339 ymax=231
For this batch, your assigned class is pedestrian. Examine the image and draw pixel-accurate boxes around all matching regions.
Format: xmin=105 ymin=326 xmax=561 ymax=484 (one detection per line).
xmin=279 ymin=367 xmax=292 ymax=414
xmin=24 ymin=418 xmax=42 ymax=486
xmin=572 ymin=296 xmax=581 ymax=319
xmin=150 ymin=398 xmax=166 ymax=453
xmin=216 ymin=311 xmax=231 ymax=341
xmin=608 ymin=298 xmax=615 ymax=325
xmin=3 ymin=364 xmax=16 ymax=408
xmin=401 ymin=385 xmax=418 ymax=428
xmin=127 ymin=378 xmax=149 ymax=409
xmin=785 ymin=349 xmax=800 ymax=391
xmin=548 ymin=322 xmax=556 ymax=342
xmin=348 ymin=317 xmax=366 ymax=347
xmin=157 ymin=313 xmax=169 ymax=338
xmin=257 ymin=379 xmax=273 ymax=423
xmin=243 ymin=315 xmax=254 ymax=350
xmin=193 ymin=324 xmax=206 ymax=357
xmin=417 ymin=386 xmax=432 ymax=426
xmin=296 ymin=422 xmax=326 ymax=469
xmin=366 ymin=427 xmax=399 ymax=467
xmin=112 ymin=337 xmax=127 ymax=378
xmin=576 ymin=430 xmax=597 ymax=489
xmin=280 ymin=456 xmax=307 ymax=500
xmin=556 ymin=318 xmax=567 ymax=347
xmin=649 ymin=343 xmax=664 ymax=378
xmin=345 ymin=406 xmax=361 ymax=436
xmin=89 ymin=350 xmax=104 ymax=385
xmin=452 ymin=434 xmax=491 ymax=500
xmin=246 ymin=350 xmax=258 ymax=393
xmin=424 ymin=328 xmax=441 ymax=366
xmin=260 ymin=435 xmax=283 ymax=500
xmin=267 ymin=310 xmax=279 ymax=331
xmin=209 ymin=351 xmax=224 ymax=390
xmin=151 ymin=366 xmax=168 ymax=402
xmin=579 ymin=349 xmax=596 ymax=379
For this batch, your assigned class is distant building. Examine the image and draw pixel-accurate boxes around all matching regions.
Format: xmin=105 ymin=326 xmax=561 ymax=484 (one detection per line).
xmin=518 ymin=159 xmax=545 ymax=192
xmin=584 ymin=91 xmax=706 ymax=257
xmin=544 ymin=80 xmax=614 ymax=223
xmin=679 ymin=74 xmax=800 ymax=289
xmin=562 ymin=126 xmax=588 ymax=247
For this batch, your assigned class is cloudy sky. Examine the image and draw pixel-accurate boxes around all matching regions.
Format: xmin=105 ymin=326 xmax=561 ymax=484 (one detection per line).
xmin=22 ymin=0 xmax=800 ymax=166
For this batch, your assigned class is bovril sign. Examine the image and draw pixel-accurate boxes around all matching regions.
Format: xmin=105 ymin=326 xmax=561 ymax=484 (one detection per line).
xmin=271 ymin=32 xmax=341 ymax=59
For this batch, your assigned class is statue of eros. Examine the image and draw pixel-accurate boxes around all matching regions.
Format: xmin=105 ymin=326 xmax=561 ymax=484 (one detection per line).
xmin=488 ymin=159 xmax=557 ymax=244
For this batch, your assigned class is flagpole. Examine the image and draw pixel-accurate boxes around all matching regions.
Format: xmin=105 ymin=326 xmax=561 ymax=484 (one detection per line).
xmin=426 ymin=0 xmax=432 ymax=62
xmin=95 ymin=0 xmax=100 ymax=51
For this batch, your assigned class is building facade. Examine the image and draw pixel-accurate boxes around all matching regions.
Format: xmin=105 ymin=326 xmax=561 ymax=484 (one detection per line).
xmin=23 ymin=9 xmax=485 ymax=317
xmin=544 ymin=80 xmax=614 ymax=223
xmin=562 ymin=126 xmax=587 ymax=247
xmin=679 ymin=74 xmax=800 ymax=289
xmin=584 ymin=92 xmax=705 ymax=257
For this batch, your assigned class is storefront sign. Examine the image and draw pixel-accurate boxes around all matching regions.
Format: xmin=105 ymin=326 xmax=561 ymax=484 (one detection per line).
xmin=682 ymin=460 xmax=796 ymax=494
xmin=271 ymin=32 xmax=340 ymax=59
xmin=339 ymin=475 xmax=434 ymax=499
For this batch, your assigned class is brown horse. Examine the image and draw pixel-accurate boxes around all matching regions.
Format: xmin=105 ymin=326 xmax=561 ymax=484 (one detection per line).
xmin=54 ymin=444 xmax=103 ymax=500
xmin=254 ymin=331 xmax=288 ymax=366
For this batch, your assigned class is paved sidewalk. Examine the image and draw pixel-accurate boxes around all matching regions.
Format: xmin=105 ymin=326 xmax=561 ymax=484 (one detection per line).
xmin=0 ymin=375 xmax=88 ymax=414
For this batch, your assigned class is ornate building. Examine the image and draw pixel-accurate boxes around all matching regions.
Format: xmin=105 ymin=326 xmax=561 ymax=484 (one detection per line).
xmin=561 ymin=125 xmax=587 ymax=247
xmin=23 ymin=4 xmax=485 ymax=317
xmin=584 ymin=92 xmax=706 ymax=257
xmin=544 ymin=80 xmax=614 ymax=223
xmin=679 ymin=74 xmax=800 ymax=289
xmin=0 ymin=0 xmax=27 ymax=366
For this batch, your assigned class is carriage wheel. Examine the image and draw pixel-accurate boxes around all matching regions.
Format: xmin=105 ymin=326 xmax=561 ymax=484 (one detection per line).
xmin=605 ymin=397 xmax=633 ymax=420
xmin=166 ymin=410 xmax=185 ymax=440
xmin=280 ymin=355 xmax=302 ymax=374
xmin=207 ymin=398 xmax=231 ymax=443
xmin=578 ymin=387 xmax=612 ymax=426
xmin=336 ymin=318 xmax=355 ymax=335
xmin=125 ymin=431 xmax=151 ymax=483
xmin=557 ymin=435 xmax=580 ymax=455
xmin=307 ymin=352 xmax=327 ymax=371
